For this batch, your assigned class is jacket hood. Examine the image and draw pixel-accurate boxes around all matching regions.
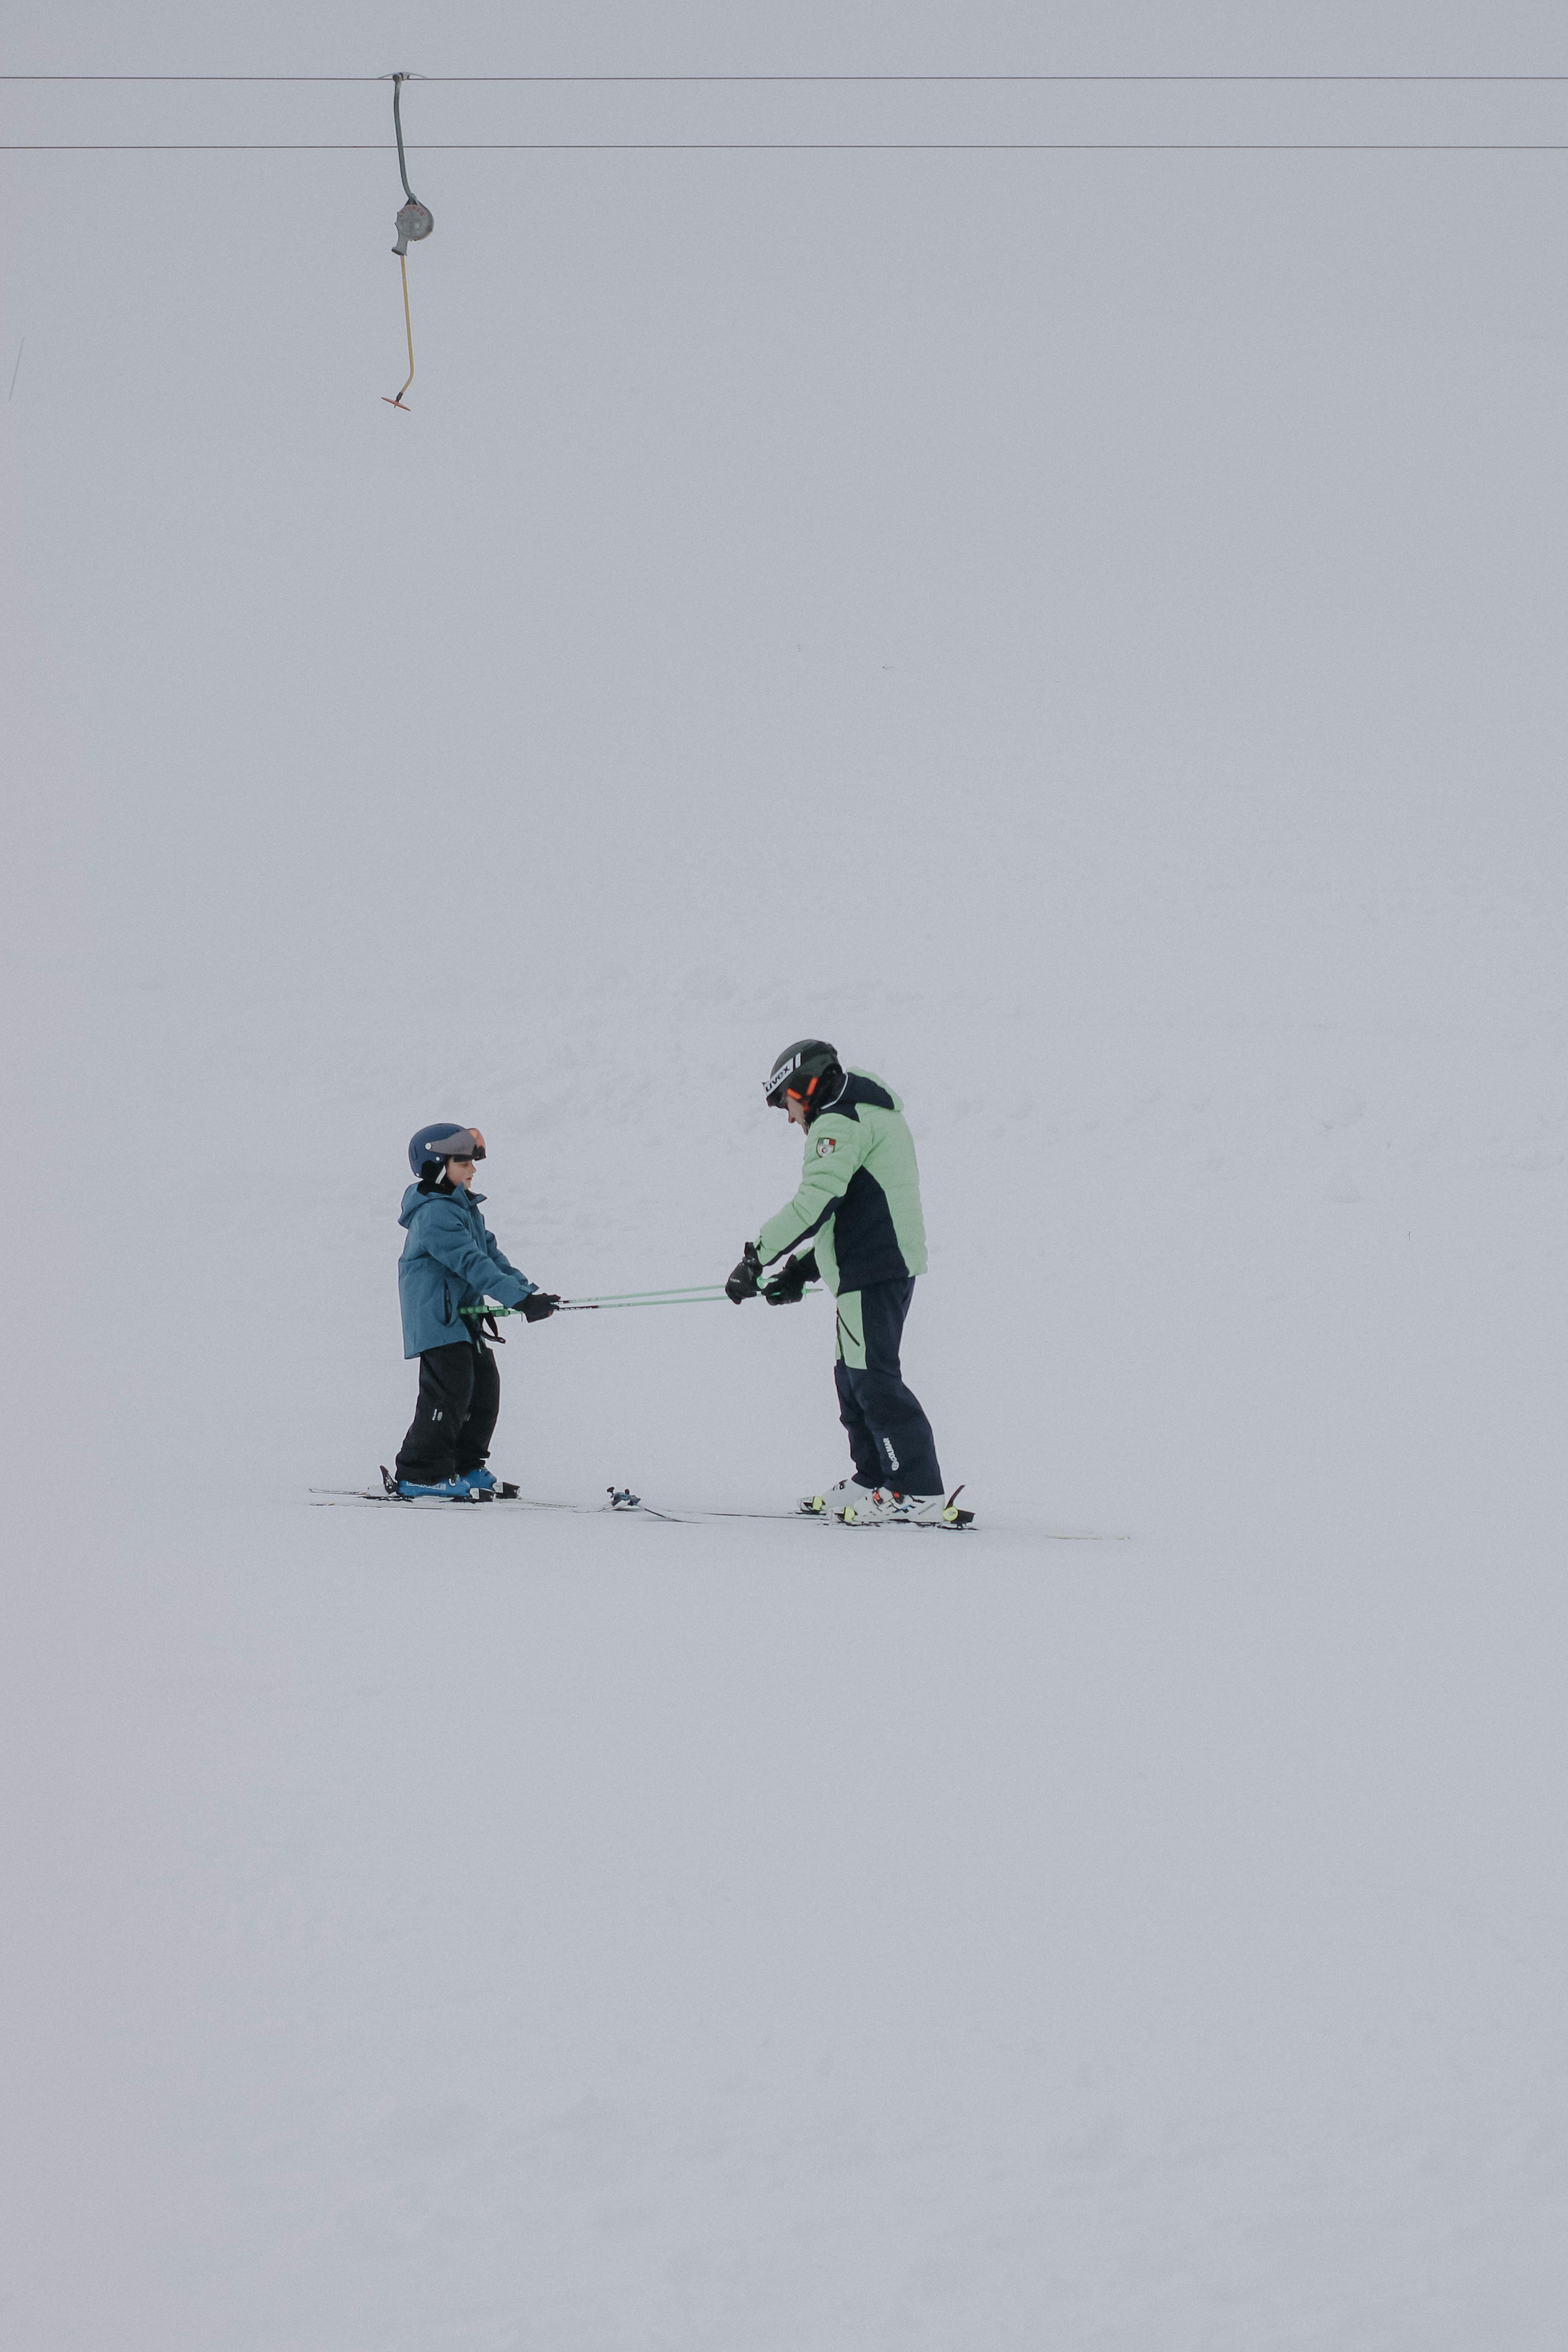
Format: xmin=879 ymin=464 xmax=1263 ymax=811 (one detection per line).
xmin=400 ymin=1181 xmax=486 ymax=1228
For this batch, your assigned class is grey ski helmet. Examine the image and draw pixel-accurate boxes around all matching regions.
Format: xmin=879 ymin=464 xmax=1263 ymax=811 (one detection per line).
xmin=407 ymin=1123 xmax=487 ymax=1178
xmin=763 ymin=1039 xmax=842 ymax=1109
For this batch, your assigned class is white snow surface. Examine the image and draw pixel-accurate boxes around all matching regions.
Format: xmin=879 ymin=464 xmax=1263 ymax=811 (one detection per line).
xmin=6 ymin=1 xmax=1568 ymax=2342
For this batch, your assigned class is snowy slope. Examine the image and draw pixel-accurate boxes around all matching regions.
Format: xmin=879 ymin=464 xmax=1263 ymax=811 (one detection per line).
xmin=6 ymin=3 xmax=1568 ymax=2343
xmin=10 ymin=1487 xmax=1568 ymax=2352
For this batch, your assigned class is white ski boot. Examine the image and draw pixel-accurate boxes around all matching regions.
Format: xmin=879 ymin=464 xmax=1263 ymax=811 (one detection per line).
xmin=796 ymin=1476 xmax=870 ymax=1518
xmin=837 ymin=1486 xmax=974 ymax=1529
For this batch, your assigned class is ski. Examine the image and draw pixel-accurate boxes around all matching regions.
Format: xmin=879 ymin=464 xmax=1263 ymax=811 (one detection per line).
xmin=304 ymin=1484 xmax=1131 ymax=1539
xmin=599 ymin=1492 xmax=977 ymax=1530
xmin=307 ymin=1483 xmax=700 ymax=1521
xmin=307 ymin=1482 xmax=968 ymax=1527
xmin=683 ymin=1502 xmax=973 ymax=1528
xmin=310 ymin=1495 xmax=449 ymax=1509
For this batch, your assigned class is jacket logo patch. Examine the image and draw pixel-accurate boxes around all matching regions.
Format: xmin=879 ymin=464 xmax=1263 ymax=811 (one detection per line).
xmin=816 ymin=1136 xmax=837 ymax=1156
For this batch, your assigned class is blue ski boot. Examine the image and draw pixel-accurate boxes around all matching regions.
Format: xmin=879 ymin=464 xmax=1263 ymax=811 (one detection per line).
xmin=458 ymin=1467 xmax=498 ymax=1495
xmin=395 ymin=1474 xmax=479 ymax=1503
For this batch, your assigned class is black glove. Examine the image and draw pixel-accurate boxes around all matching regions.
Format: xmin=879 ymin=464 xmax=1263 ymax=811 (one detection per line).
xmin=725 ymin=1242 xmax=762 ymax=1303
xmin=520 ymin=1291 xmax=560 ymax=1322
xmin=764 ymin=1250 xmax=817 ymax=1306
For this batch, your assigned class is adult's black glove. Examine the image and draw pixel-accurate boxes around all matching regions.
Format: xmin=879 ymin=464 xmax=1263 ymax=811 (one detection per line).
xmin=521 ymin=1291 xmax=560 ymax=1322
xmin=764 ymin=1250 xmax=817 ymax=1306
xmin=725 ymin=1242 xmax=762 ymax=1304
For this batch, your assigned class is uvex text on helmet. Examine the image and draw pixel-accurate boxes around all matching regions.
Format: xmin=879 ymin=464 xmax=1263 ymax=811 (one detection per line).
xmin=763 ymin=1040 xmax=841 ymax=1106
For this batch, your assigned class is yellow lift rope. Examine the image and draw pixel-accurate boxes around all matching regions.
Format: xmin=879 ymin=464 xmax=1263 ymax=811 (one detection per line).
xmin=387 ymin=252 xmax=415 ymax=408
xmin=382 ymin=72 xmax=432 ymax=410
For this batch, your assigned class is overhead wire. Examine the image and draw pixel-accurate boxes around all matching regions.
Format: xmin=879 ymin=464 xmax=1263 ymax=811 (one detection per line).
xmin=6 ymin=141 xmax=1568 ymax=152
xmin=4 ymin=71 xmax=1568 ymax=83
xmin=7 ymin=70 xmax=1563 ymax=155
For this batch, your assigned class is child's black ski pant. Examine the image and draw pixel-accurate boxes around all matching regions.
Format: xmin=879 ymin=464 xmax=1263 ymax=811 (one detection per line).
xmin=394 ymin=1340 xmax=500 ymax=1485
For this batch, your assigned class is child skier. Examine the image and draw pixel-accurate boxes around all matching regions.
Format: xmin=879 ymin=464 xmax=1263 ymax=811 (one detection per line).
xmin=391 ymin=1123 xmax=558 ymax=1501
xmin=725 ymin=1041 xmax=963 ymax=1526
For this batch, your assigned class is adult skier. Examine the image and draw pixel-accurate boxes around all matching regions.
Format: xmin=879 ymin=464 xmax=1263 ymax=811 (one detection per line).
xmin=391 ymin=1124 xmax=558 ymax=1501
xmin=726 ymin=1041 xmax=960 ymax=1525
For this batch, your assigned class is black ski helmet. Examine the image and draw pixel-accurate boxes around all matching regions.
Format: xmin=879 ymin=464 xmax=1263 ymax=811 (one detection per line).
xmin=407 ymin=1122 xmax=486 ymax=1179
xmin=763 ymin=1039 xmax=842 ymax=1109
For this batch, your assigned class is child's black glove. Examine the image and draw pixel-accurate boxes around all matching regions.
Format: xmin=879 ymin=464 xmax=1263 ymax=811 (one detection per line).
xmin=763 ymin=1251 xmax=817 ymax=1305
xmin=521 ymin=1292 xmax=560 ymax=1322
xmin=725 ymin=1243 xmax=762 ymax=1303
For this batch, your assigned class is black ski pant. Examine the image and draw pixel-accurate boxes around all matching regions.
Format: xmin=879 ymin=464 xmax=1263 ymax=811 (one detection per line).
xmin=833 ymin=1277 xmax=944 ymax=1496
xmin=394 ymin=1340 xmax=500 ymax=1486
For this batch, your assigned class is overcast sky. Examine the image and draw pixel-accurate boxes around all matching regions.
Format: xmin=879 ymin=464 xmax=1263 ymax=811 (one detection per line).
xmin=8 ymin=0 xmax=1568 ymax=1034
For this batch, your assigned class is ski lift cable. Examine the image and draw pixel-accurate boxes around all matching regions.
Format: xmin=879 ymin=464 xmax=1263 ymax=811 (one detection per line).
xmin=4 ymin=71 xmax=1568 ymax=83
xmin=6 ymin=140 xmax=1568 ymax=151
xmin=8 ymin=62 xmax=1568 ymax=152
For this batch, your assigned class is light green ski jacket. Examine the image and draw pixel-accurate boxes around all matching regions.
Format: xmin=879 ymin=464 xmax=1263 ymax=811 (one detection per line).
xmin=755 ymin=1068 xmax=928 ymax=1296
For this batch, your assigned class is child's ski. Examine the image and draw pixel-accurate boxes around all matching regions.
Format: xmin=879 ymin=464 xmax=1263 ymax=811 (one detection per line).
xmin=306 ymin=1484 xmax=700 ymax=1521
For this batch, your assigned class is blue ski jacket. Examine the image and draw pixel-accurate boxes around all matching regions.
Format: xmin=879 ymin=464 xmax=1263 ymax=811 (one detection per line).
xmin=397 ymin=1182 xmax=537 ymax=1359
